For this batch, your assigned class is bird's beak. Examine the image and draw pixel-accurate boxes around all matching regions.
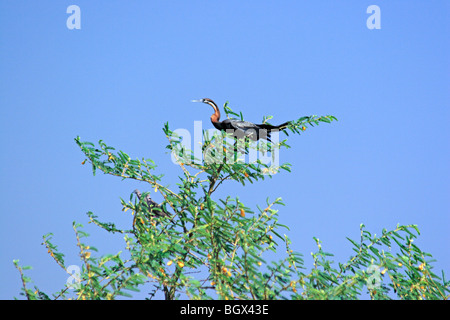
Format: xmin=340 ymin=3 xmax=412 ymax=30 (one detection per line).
xmin=191 ymin=99 xmax=202 ymax=103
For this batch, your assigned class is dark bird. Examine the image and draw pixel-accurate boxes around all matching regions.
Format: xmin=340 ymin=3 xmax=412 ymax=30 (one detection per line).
xmin=133 ymin=189 xmax=171 ymax=218
xmin=191 ymin=98 xmax=291 ymax=142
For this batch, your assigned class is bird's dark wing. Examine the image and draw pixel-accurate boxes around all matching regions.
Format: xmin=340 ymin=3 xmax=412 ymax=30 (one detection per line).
xmin=220 ymin=119 xmax=260 ymax=140
xmin=133 ymin=189 xmax=170 ymax=218
xmin=143 ymin=193 xmax=158 ymax=208
xmin=220 ymin=119 xmax=291 ymax=141
xmin=232 ymin=120 xmax=258 ymax=129
xmin=143 ymin=194 xmax=170 ymax=218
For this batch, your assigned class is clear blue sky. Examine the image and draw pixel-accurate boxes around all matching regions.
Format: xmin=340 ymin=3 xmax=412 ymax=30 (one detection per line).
xmin=1 ymin=1 xmax=448 ymax=299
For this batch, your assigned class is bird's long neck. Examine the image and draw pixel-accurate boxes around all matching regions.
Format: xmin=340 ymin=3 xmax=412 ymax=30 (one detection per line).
xmin=206 ymin=100 xmax=221 ymax=124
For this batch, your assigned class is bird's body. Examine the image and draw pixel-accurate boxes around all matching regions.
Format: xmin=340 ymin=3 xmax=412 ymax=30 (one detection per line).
xmin=192 ymin=98 xmax=291 ymax=142
xmin=213 ymin=118 xmax=291 ymax=142
xmin=133 ymin=189 xmax=170 ymax=218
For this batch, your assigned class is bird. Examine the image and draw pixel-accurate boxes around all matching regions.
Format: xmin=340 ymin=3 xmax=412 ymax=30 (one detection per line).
xmin=191 ymin=98 xmax=291 ymax=142
xmin=133 ymin=189 xmax=171 ymax=218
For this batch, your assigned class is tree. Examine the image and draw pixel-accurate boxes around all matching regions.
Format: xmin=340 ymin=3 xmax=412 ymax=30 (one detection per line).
xmin=14 ymin=103 xmax=448 ymax=300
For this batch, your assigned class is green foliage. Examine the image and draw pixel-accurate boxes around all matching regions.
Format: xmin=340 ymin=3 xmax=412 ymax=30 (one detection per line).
xmin=14 ymin=103 xmax=449 ymax=300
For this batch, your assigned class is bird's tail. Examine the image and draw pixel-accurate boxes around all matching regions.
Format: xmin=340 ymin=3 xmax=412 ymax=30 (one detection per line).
xmin=274 ymin=121 xmax=291 ymax=130
xmin=259 ymin=121 xmax=291 ymax=131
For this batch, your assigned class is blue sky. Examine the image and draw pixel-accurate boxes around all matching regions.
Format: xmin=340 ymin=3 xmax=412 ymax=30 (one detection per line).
xmin=0 ymin=1 xmax=448 ymax=299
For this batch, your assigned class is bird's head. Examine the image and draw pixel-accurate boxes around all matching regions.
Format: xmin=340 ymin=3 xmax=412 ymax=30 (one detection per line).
xmin=191 ymin=98 xmax=218 ymax=110
xmin=191 ymin=98 xmax=220 ymax=122
xmin=191 ymin=98 xmax=213 ymax=104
